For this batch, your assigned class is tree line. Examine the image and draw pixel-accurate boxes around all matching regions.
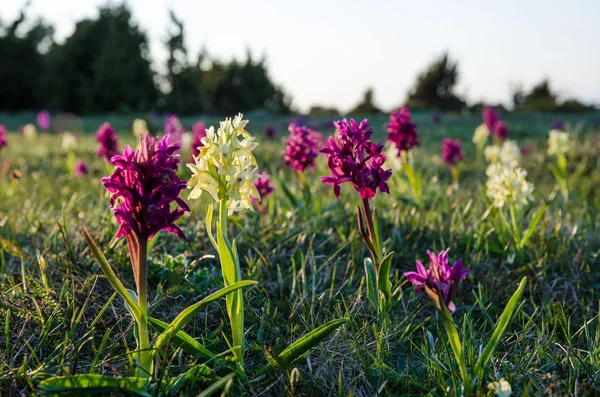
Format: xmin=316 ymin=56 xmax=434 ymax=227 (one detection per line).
xmin=0 ymin=4 xmax=595 ymax=115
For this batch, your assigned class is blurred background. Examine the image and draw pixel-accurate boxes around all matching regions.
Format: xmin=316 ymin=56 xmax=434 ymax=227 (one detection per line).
xmin=1 ymin=0 xmax=599 ymax=123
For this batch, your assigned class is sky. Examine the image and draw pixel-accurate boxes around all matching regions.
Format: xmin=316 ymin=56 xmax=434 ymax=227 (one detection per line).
xmin=3 ymin=0 xmax=599 ymax=112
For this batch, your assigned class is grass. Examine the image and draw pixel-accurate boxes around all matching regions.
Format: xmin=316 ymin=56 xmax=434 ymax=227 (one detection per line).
xmin=0 ymin=112 xmax=599 ymax=395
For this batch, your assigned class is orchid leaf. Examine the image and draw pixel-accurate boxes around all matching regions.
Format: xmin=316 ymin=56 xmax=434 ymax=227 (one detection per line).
xmin=39 ymin=375 xmax=150 ymax=396
xmin=154 ymin=280 xmax=257 ymax=351
xmin=364 ymin=258 xmax=379 ymax=310
xmin=473 ymin=277 xmax=527 ymax=385
xmin=148 ymin=317 xmax=215 ymax=359
xmin=255 ymin=318 xmax=347 ymax=377
xmin=82 ymin=227 xmax=141 ymax=320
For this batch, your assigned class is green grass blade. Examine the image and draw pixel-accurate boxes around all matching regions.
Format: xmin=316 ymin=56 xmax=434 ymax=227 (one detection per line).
xmin=154 ymin=280 xmax=257 ymax=350
xmin=473 ymin=277 xmax=527 ymax=384
xmin=148 ymin=317 xmax=216 ymax=359
xmin=38 ymin=375 xmax=150 ymax=396
xmin=196 ymin=372 xmax=236 ymax=397
xmin=520 ymin=204 xmax=547 ymax=249
xmin=256 ymin=317 xmax=348 ymax=377
xmin=81 ymin=227 xmax=141 ymax=320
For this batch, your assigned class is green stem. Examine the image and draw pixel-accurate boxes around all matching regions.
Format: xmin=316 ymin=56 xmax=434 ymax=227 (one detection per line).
xmin=218 ymin=199 xmax=245 ymax=370
xmin=136 ymin=239 xmax=151 ymax=378
xmin=361 ymin=198 xmax=380 ymax=267
xmin=440 ymin=300 xmax=471 ymax=395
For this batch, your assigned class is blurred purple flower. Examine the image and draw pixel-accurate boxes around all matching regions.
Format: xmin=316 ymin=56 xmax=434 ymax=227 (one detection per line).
xmin=190 ymin=121 xmax=206 ymax=159
xmin=493 ymin=121 xmax=509 ymax=140
xmin=552 ymin=119 xmax=564 ymax=130
xmin=74 ymin=159 xmax=89 ymax=177
xmin=441 ymin=138 xmax=463 ymax=166
xmin=386 ymin=107 xmax=419 ymax=153
xmin=482 ymin=107 xmax=498 ymax=132
xmin=164 ymin=115 xmax=184 ymax=146
xmin=404 ymin=248 xmax=469 ymax=312
xmin=283 ymin=123 xmax=320 ymax=172
xmin=265 ymin=126 xmax=277 ymax=140
xmin=96 ymin=122 xmax=120 ymax=160
xmin=37 ymin=111 xmax=51 ymax=131
xmin=0 ymin=125 xmax=7 ymax=150
xmin=432 ymin=113 xmax=441 ymax=124
xmin=253 ymin=171 xmax=274 ymax=203
xmin=102 ymin=133 xmax=189 ymax=240
xmin=321 ymin=118 xmax=392 ymax=200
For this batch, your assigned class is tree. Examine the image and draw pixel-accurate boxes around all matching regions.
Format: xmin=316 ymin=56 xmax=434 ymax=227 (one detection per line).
xmin=0 ymin=8 xmax=53 ymax=110
xmin=405 ymin=53 xmax=465 ymax=111
xmin=43 ymin=5 xmax=157 ymax=113
xmin=163 ymin=11 xmax=204 ymax=114
xmin=349 ymin=88 xmax=382 ymax=114
xmin=163 ymin=13 xmax=291 ymax=115
xmin=520 ymin=79 xmax=557 ymax=112
xmin=212 ymin=51 xmax=292 ymax=115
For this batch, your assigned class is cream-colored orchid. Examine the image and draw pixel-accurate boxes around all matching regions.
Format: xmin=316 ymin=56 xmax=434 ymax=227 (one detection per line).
xmin=61 ymin=132 xmax=77 ymax=151
xmin=547 ymin=129 xmax=572 ymax=157
xmin=23 ymin=123 xmax=38 ymax=140
xmin=472 ymin=124 xmax=490 ymax=148
xmin=486 ymin=164 xmax=534 ymax=209
xmin=187 ymin=113 xmax=260 ymax=215
xmin=484 ymin=140 xmax=520 ymax=169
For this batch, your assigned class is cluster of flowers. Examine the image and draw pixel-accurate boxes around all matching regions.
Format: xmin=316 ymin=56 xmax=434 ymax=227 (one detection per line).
xmin=96 ymin=122 xmax=120 ymax=160
xmin=321 ymin=119 xmax=391 ymax=199
xmin=386 ymin=107 xmax=419 ymax=159
xmin=104 ymin=133 xmax=189 ymax=240
xmin=473 ymin=108 xmax=534 ymax=209
xmin=548 ymin=129 xmax=573 ymax=157
xmin=283 ymin=123 xmax=321 ymax=172
xmin=187 ymin=114 xmax=260 ymax=215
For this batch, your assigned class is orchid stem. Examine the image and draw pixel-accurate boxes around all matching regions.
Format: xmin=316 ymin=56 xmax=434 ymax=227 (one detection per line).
xmin=135 ymin=238 xmax=151 ymax=378
xmin=361 ymin=198 xmax=380 ymax=268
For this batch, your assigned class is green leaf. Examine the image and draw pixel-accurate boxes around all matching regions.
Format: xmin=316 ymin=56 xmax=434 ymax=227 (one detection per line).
xmin=364 ymin=258 xmax=379 ymax=310
xmin=217 ymin=221 xmax=246 ymax=367
xmin=205 ymin=202 xmax=218 ymax=250
xmin=473 ymin=277 xmax=527 ymax=385
xmin=440 ymin=298 xmax=471 ymax=393
xmin=154 ymin=280 xmax=257 ymax=351
xmin=520 ymin=205 xmax=547 ymax=249
xmin=38 ymin=375 xmax=150 ymax=396
xmin=148 ymin=317 xmax=216 ymax=359
xmin=377 ymin=252 xmax=394 ymax=304
xmin=217 ymin=222 xmax=237 ymax=287
xmin=255 ymin=318 xmax=348 ymax=377
xmin=81 ymin=227 xmax=141 ymax=320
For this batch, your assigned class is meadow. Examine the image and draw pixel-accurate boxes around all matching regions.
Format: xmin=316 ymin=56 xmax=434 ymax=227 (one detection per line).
xmin=0 ymin=111 xmax=599 ymax=396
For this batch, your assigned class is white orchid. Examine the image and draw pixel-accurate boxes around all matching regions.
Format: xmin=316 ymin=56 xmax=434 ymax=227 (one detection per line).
xmin=187 ymin=113 xmax=260 ymax=215
xmin=486 ymin=164 xmax=534 ymax=209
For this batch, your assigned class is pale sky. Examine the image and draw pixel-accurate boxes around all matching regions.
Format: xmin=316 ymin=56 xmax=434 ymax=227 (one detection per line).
xmin=3 ymin=0 xmax=599 ymax=112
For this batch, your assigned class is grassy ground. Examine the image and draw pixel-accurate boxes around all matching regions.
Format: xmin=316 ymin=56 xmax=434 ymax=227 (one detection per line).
xmin=0 ymin=113 xmax=599 ymax=396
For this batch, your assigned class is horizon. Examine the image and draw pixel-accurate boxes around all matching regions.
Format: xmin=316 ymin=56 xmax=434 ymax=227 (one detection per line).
xmin=4 ymin=0 xmax=600 ymax=113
